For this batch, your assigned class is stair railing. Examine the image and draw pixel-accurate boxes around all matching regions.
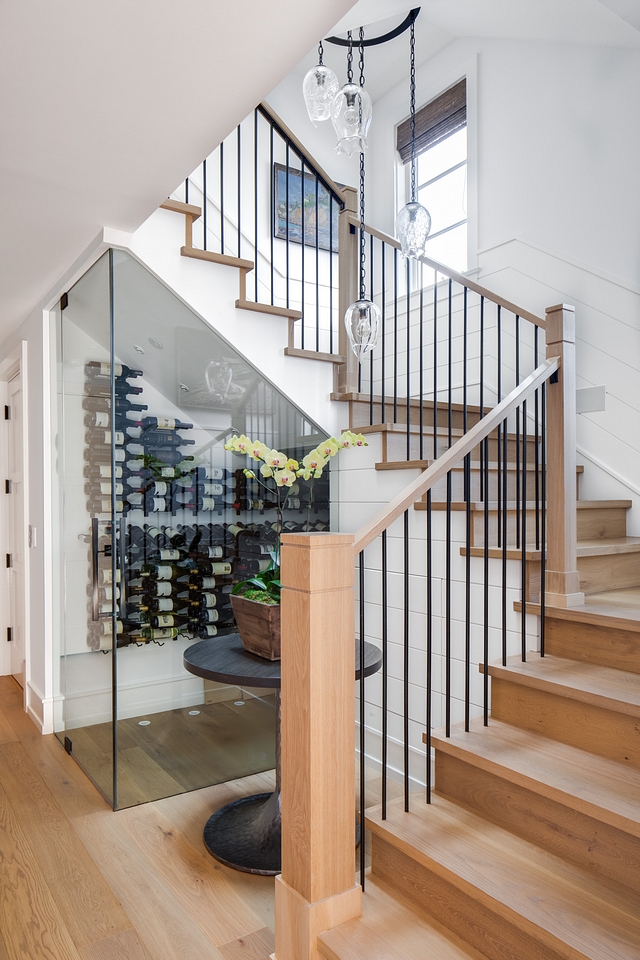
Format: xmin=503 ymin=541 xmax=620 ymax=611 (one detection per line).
xmin=172 ymin=102 xmax=346 ymax=362
xmin=275 ymin=315 xmax=579 ymax=956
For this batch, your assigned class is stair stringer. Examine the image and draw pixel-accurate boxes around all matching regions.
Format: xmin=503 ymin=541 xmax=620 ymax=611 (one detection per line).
xmin=124 ymin=206 xmax=342 ymax=437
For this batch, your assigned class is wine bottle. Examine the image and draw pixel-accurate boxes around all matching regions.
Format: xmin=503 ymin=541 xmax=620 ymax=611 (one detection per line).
xmin=140 ymin=417 xmax=194 ymax=431
xmin=85 ymin=429 xmax=125 ymax=446
xmin=234 ymin=557 xmax=273 ymax=575
xmin=85 ymin=361 xmax=143 ymax=379
xmin=139 ymin=562 xmax=191 ymax=580
xmin=83 ymin=448 xmax=127 ymax=463
xmin=97 ymin=567 xmax=121 ymax=585
xmin=86 ymin=585 xmax=121 ymax=602
xmin=85 ymin=381 xmax=144 ymax=399
xmin=191 ymin=466 xmax=231 ymax=482
xmin=142 ymin=612 xmax=190 ymax=629
xmin=85 ymin=411 xmax=111 ymax=429
xmin=190 ymin=606 xmax=234 ymax=625
xmin=138 ymin=627 xmax=180 ymax=641
xmin=191 ymin=560 xmax=233 ymax=577
xmin=83 ymin=463 xmax=124 ymax=480
xmin=87 ymin=498 xmax=124 ymax=514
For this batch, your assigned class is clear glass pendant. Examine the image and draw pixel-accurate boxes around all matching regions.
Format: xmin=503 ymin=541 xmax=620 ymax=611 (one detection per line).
xmin=396 ymin=201 xmax=432 ymax=259
xmin=332 ymin=83 xmax=372 ymax=156
xmin=344 ymin=298 xmax=381 ymax=362
xmin=302 ymin=64 xmax=340 ymax=125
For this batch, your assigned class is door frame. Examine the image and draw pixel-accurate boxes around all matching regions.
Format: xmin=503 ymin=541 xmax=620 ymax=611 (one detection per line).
xmin=0 ymin=345 xmax=29 ymax=700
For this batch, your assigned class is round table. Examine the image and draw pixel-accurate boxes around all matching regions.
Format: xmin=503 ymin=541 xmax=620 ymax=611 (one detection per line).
xmin=184 ymin=634 xmax=382 ymax=876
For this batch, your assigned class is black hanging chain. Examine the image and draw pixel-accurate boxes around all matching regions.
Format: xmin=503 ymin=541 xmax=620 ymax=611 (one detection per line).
xmin=410 ymin=20 xmax=416 ymax=202
xmin=347 ymin=31 xmax=353 ymax=83
xmin=359 ymin=27 xmax=366 ymax=300
xmin=318 ymin=39 xmax=324 ymax=65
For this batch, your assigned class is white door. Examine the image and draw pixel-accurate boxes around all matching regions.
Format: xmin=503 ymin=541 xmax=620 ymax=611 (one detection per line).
xmin=7 ymin=373 xmax=25 ymax=686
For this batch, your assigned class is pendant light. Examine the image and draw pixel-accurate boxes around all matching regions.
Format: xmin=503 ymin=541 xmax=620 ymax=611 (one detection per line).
xmin=345 ymin=31 xmax=381 ymax=362
xmin=302 ymin=41 xmax=340 ymax=126
xmin=332 ymin=31 xmax=372 ymax=157
xmin=396 ymin=21 xmax=431 ymax=259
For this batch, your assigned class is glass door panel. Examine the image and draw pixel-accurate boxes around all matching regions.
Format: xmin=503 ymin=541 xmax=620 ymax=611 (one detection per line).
xmin=55 ymin=251 xmax=116 ymax=805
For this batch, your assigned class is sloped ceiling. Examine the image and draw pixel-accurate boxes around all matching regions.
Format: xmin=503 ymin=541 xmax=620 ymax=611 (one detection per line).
xmin=0 ymin=0 xmax=355 ymax=338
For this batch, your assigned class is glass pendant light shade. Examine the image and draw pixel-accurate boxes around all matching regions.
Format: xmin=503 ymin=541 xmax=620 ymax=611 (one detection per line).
xmin=396 ymin=201 xmax=432 ymax=259
xmin=302 ymin=64 xmax=340 ymax=125
xmin=344 ymin=298 xmax=381 ymax=362
xmin=332 ymin=83 xmax=372 ymax=156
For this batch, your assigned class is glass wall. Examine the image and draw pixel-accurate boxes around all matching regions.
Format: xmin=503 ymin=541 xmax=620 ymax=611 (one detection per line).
xmin=55 ymin=248 xmax=330 ymax=808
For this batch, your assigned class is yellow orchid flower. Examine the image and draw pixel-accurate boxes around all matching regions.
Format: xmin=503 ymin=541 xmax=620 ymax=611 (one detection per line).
xmin=275 ymin=468 xmax=297 ymax=487
xmin=265 ymin=449 xmax=288 ymax=469
xmin=249 ymin=440 xmax=269 ymax=460
xmin=243 ymin=468 xmax=256 ymax=479
xmin=285 ymin=458 xmax=299 ymax=471
xmin=302 ymin=449 xmax=326 ymax=471
xmin=230 ymin=434 xmax=251 ymax=454
xmin=318 ymin=438 xmax=339 ymax=458
xmin=260 ymin=464 xmax=273 ymax=478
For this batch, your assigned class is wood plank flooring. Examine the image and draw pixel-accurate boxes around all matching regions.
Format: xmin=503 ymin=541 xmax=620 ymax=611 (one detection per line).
xmin=0 ymin=677 xmax=276 ymax=960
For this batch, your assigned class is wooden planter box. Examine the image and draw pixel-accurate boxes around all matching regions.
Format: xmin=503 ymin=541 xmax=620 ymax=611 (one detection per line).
xmin=231 ymin=595 xmax=281 ymax=660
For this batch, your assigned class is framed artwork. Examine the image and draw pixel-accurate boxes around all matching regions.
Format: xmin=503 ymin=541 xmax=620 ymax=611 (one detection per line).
xmin=273 ymin=162 xmax=341 ymax=253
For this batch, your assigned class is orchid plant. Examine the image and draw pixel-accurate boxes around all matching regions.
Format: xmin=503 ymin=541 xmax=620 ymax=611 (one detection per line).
xmin=224 ymin=430 xmax=367 ymax=603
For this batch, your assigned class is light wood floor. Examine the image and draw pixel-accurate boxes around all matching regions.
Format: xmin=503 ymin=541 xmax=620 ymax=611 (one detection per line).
xmin=0 ymin=676 xmax=277 ymax=960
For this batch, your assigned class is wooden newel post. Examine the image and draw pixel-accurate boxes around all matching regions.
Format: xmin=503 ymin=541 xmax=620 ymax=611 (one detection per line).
xmin=545 ymin=304 xmax=584 ymax=607
xmin=336 ymin=186 xmax=360 ymax=396
xmin=274 ymin=533 xmax=361 ymax=960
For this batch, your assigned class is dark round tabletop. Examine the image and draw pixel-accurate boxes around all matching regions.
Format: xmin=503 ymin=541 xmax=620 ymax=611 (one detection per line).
xmin=184 ymin=633 xmax=382 ymax=688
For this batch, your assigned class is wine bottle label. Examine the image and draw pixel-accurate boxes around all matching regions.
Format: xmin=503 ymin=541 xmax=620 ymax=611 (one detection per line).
xmin=228 ymin=524 xmax=243 ymax=536
xmin=203 ymin=610 xmax=219 ymax=622
xmin=155 ymin=581 xmax=172 ymax=597
xmin=145 ymin=628 xmax=177 ymax=640
xmin=95 ymin=411 xmax=109 ymax=427
xmin=147 ymin=526 xmax=162 ymax=538
xmin=203 ymin=483 xmax=224 ymax=496
xmin=202 ymin=594 xmax=217 ymax=608
xmin=152 ymin=498 xmax=166 ymax=512
xmin=115 ymin=450 xmax=125 ymax=462
xmin=156 ymin=565 xmax=173 ymax=580
xmin=159 ymin=549 xmax=180 ymax=561
xmin=202 ymin=546 xmax=223 ymax=559
xmin=155 ymin=599 xmax=174 ymax=612
xmin=98 ymin=464 xmax=111 ymax=478
xmin=202 ymin=625 xmax=218 ymax=636
xmin=203 ymin=467 xmax=223 ymax=480
xmin=160 ymin=467 xmax=177 ymax=477
xmin=285 ymin=498 xmax=301 ymax=509
xmin=153 ymin=482 xmax=168 ymax=496
xmin=201 ymin=497 xmax=217 ymax=511
xmin=210 ymin=562 xmax=232 ymax=575
xmin=155 ymin=417 xmax=176 ymax=429
xmin=200 ymin=577 xmax=217 ymax=589
xmin=154 ymin=614 xmax=175 ymax=626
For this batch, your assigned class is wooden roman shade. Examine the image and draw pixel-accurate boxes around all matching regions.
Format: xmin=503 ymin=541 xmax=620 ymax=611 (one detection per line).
xmin=397 ymin=78 xmax=466 ymax=164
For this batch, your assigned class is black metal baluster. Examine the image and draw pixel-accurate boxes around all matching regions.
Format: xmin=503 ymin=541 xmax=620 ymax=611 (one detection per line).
xmin=329 ymin=195 xmax=334 ymax=354
xmin=370 ymin=234 xmax=374 ymax=423
xmin=185 ymin=177 xmax=189 ymax=204
xmin=220 ymin=141 xmax=224 ymax=255
xmin=393 ymin=248 xmax=398 ymax=424
xmin=541 ymin=383 xmax=547 ymax=656
xmin=479 ymin=296 xmax=484 ymax=501
xmin=497 ymin=305 xmax=502 ymax=547
xmin=446 ymin=466 xmax=452 ymax=737
xmin=381 ymin=243 xmax=386 ymax=425
xmin=419 ymin=265 xmax=424 ymax=461
xmin=315 ymin=175 xmax=320 ymax=352
xmin=515 ymin=315 xmax=521 ymax=549
xmin=301 ymin=161 xmax=306 ymax=350
xmin=534 ymin=328 xmax=540 ymax=549
xmin=254 ymin=110 xmax=258 ymax=301
xmin=426 ymin=490 xmax=432 ymax=802
xmin=463 ymin=287 xmax=471 ymax=732
xmin=238 ymin=124 xmax=242 ymax=261
xmin=381 ymin=529 xmax=388 ymax=819
xmin=433 ymin=277 xmax=438 ymax=462
xmin=203 ymin=159 xmax=207 ymax=252
xmin=521 ymin=398 xmax=528 ymax=662
xmin=285 ymin=144 xmax=290 ymax=310
xmin=404 ymin=510 xmax=410 ymax=810
xmin=406 ymin=259 xmax=411 ymax=460
xmin=359 ymin=550 xmax=366 ymax=889
xmin=502 ymin=408 xmax=508 ymax=667
xmin=269 ymin=125 xmax=274 ymax=304
xmin=483 ymin=433 xmax=489 ymax=726
xmin=448 ymin=279 xmax=452 ymax=451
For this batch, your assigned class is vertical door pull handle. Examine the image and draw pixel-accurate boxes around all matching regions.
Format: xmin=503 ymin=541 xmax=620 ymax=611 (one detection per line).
xmin=5 ymin=554 xmax=12 ymax=568
xmin=6 ymin=627 xmax=12 ymax=643
xmin=4 ymin=479 xmax=10 ymax=494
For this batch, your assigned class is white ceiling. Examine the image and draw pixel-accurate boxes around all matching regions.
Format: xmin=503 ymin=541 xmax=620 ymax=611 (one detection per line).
xmin=0 ymin=0 xmax=355 ymax=338
xmin=3 ymin=0 xmax=640 ymax=342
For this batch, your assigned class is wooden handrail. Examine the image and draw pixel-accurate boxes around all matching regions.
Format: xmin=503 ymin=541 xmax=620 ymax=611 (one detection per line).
xmin=352 ymin=357 xmax=559 ymax=553
xmin=346 ymin=214 xmax=545 ymax=330
xmin=258 ymin=101 xmax=346 ymax=207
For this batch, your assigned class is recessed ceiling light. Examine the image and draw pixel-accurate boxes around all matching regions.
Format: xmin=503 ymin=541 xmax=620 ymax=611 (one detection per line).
xmin=133 ymin=344 xmax=145 ymax=354
xmin=138 ymin=719 xmax=151 ymax=726
xmin=148 ymin=337 xmax=163 ymax=350
xmin=188 ymin=710 xmax=200 ymax=716
xmin=234 ymin=701 xmax=245 ymax=706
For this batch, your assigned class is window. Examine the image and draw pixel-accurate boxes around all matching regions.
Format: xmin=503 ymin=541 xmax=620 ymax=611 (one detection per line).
xmin=397 ymin=79 xmax=467 ymax=272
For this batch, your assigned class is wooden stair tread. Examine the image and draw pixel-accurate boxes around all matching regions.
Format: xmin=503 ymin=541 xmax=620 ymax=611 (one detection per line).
xmin=431 ymin=717 xmax=640 ymax=839
xmin=317 ymin=876 xmax=484 ymax=960
xmin=518 ymin=588 xmax=640 ymax=633
xmin=577 ymin=536 xmax=640 ymax=557
xmin=367 ymin=794 xmax=640 ymax=960
xmin=577 ymin=500 xmax=632 ymax=510
xmin=236 ymin=298 xmax=302 ymax=319
xmin=284 ymin=346 xmax=345 ymax=364
xmin=180 ymin=245 xmax=254 ymax=271
xmin=331 ymin=391 xmax=485 ymax=413
xmin=487 ymin=653 xmax=640 ymax=716
xmin=160 ymin=198 xmax=201 ymax=219
xmin=376 ymin=458 xmax=542 ymax=472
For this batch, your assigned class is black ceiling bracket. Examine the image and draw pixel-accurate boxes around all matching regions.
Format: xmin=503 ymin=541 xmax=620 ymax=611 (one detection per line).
xmin=325 ymin=8 xmax=420 ymax=48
